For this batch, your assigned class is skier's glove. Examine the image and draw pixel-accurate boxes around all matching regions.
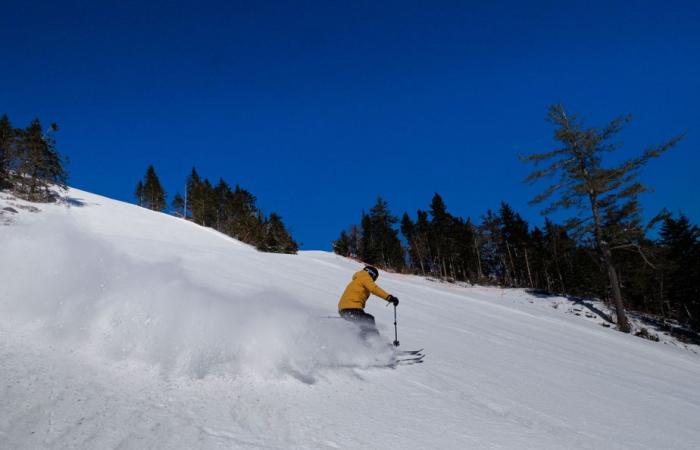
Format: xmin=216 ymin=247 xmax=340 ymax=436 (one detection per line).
xmin=387 ymin=295 xmax=399 ymax=306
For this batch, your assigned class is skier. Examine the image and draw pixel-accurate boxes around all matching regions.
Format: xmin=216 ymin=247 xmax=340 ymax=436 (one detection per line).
xmin=338 ymin=265 xmax=399 ymax=340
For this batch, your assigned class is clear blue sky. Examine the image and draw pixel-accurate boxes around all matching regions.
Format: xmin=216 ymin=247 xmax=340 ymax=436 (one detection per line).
xmin=2 ymin=1 xmax=698 ymax=249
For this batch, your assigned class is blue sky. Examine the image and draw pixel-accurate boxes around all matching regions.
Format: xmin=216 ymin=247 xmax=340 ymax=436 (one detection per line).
xmin=2 ymin=1 xmax=698 ymax=249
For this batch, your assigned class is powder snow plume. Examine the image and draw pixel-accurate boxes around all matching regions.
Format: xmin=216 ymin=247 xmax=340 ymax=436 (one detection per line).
xmin=0 ymin=215 xmax=390 ymax=382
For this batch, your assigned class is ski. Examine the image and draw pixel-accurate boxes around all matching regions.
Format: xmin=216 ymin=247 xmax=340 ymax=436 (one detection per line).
xmin=360 ymin=357 xmax=424 ymax=368
xmin=394 ymin=358 xmax=424 ymax=366
xmin=396 ymin=349 xmax=423 ymax=355
xmin=389 ymin=354 xmax=425 ymax=366
xmin=330 ymin=354 xmax=424 ymax=370
xmin=394 ymin=354 xmax=425 ymax=363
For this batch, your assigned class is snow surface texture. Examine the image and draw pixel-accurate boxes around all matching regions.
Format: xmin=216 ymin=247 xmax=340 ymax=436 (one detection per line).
xmin=1 ymin=188 xmax=700 ymax=449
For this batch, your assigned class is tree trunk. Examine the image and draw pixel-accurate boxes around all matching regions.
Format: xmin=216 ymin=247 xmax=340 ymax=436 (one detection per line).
xmin=524 ymin=247 xmax=534 ymax=288
xmin=603 ymin=247 xmax=630 ymax=332
xmin=590 ymin=195 xmax=630 ymax=333
xmin=556 ymin=263 xmax=566 ymax=293
xmin=500 ymin=255 xmax=511 ymax=286
xmin=505 ymin=240 xmax=516 ymax=286
xmin=413 ymin=238 xmax=426 ymax=275
xmin=474 ymin=234 xmax=483 ymax=280
xmin=659 ymin=276 xmax=665 ymax=317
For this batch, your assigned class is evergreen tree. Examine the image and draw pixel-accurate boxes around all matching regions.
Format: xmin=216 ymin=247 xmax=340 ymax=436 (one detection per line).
xmin=172 ymin=192 xmax=185 ymax=217
xmin=347 ymin=224 xmax=362 ymax=258
xmin=140 ymin=165 xmax=166 ymax=211
xmin=333 ymin=230 xmax=351 ymax=256
xmin=252 ymin=210 xmax=267 ymax=248
xmin=401 ymin=213 xmax=425 ymax=274
xmin=522 ymin=105 xmax=682 ymax=332
xmin=214 ymin=178 xmax=231 ymax=230
xmin=541 ymin=219 xmax=575 ymax=293
xmin=497 ymin=202 xmax=532 ymax=287
xmin=428 ymin=193 xmax=452 ymax=278
xmin=425 ymin=194 xmax=477 ymax=281
xmin=360 ymin=197 xmax=404 ymax=270
xmin=527 ymin=226 xmax=549 ymax=290
xmin=14 ymin=119 xmax=68 ymax=201
xmin=470 ymin=219 xmax=485 ymax=281
xmin=359 ymin=212 xmax=373 ymax=262
xmin=479 ymin=210 xmax=506 ymax=284
xmin=186 ymin=167 xmax=202 ymax=220
xmin=659 ymin=215 xmax=700 ymax=328
xmin=415 ymin=210 xmax=432 ymax=274
xmin=0 ymin=114 xmax=14 ymax=188
xmin=259 ymin=213 xmax=298 ymax=254
xmin=135 ymin=180 xmax=144 ymax=206
xmin=453 ymin=217 xmax=478 ymax=282
xmin=198 ymin=178 xmax=217 ymax=227
xmin=226 ymin=184 xmax=259 ymax=240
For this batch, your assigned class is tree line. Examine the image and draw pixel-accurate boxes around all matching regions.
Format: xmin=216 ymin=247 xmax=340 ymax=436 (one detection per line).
xmin=334 ymin=106 xmax=698 ymax=334
xmin=0 ymin=114 xmax=68 ymax=201
xmin=135 ymin=165 xmax=298 ymax=254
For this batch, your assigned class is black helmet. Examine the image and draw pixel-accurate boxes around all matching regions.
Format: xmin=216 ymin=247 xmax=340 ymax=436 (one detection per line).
xmin=363 ymin=265 xmax=379 ymax=281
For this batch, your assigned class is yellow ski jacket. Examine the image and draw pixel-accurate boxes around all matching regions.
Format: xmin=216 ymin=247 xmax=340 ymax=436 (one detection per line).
xmin=338 ymin=270 xmax=391 ymax=311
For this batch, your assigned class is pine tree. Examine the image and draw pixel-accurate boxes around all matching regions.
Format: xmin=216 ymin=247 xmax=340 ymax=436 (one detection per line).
xmin=14 ymin=119 xmax=68 ymax=201
xmin=135 ymin=180 xmax=144 ymax=206
xmin=497 ymin=202 xmax=532 ymax=287
xmin=186 ymin=167 xmax=202 ymax=221
xmin=0 ymin=114 xmax=14 ymax=188
xmin=226 ymin=185 xmax=259 ymax=241
xmin=428 ymin=193 xmax=452 ymax=278
xmin=214 ymin=178 xmax=231 ymax=230
xmin=415 ymin=210 xmax=432 ymax=274
xmin=360 ymin=197 xmax=404 ymax=270
xmin=197 ymin=178 xmax=217 ymax=227
xmin=252 ymin=210 xmax=267 ymax=248
xmin=453 ymin=217 xmax=478 ymax=282
xmin=659 ymin=215 xmax=700 ymax=329
xmin=470 ymin=219 xmax=484 ymax=281
xmin=423 ymin=193 xmax=479 ymax=282
xmin=172 ymin=192 xmax=185 ymax=217
xmin=359 ymin=212 xmax=373 ymax=262
xmin=528 ymin=226 xmax=549 ymax=290
xmin=541 ymin=219 xmax=573 ymax=293
xmin=333 ymin=230 xmax=352 ymax=256
xmin=259 ymin=213 xmax=298 ymax=254
xmin=479 ymin=210 xmax=506 ymax=284
xmin=522 ymin=105 xmax=682 ymax=332
xmin=140 ymin=165 xmax=166 ymax=211
xmin=347 ymin=224 xmax=362 ymax=258
xmin=401 ymin=213 xmax=425 ymax=274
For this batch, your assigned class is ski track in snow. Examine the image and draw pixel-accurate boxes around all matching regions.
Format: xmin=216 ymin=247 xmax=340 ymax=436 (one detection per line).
xmin=1 ymin=188 xmax=700 ymax=449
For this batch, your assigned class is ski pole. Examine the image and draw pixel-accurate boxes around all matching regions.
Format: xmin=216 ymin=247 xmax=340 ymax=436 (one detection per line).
xmin=393 ymin=303 xmax=400 ymax=347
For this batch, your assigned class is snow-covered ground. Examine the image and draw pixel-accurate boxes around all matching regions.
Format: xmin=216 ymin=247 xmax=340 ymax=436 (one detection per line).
xmin=1 ymin=188 xmax=699 ymax=449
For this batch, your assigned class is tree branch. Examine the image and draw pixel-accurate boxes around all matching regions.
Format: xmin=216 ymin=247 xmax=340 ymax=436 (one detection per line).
xmin=610 ymin=243 xmax=658 ymax=270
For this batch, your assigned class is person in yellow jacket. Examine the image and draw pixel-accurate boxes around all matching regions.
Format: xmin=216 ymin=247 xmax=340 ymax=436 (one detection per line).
xmin=338 ymin=265 xmax=399 ymax=340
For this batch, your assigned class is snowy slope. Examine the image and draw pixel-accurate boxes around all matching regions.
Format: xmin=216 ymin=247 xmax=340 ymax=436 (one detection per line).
xmin=1 ymin=188 xmax=700 ymax=449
